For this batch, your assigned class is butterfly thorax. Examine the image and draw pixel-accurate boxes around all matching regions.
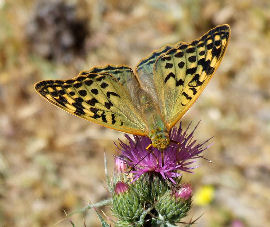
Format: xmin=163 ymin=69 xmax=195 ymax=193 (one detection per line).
xmin=149 ymin=128 xmax=170 ymax=150
xmin=139 ymin=90 xmax=170 ymax=150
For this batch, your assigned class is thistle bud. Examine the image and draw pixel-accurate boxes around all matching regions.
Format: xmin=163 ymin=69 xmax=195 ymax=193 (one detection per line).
xmin=115 ymin=156 xmax=128 ymax=173
xmin=112 ymin=181 xmax=144 ymax=223
xmin=114 ymin=182 xmax=129 ymax=195
xmin=174 ymin=184 xmax=192 ymax=200
xmin=155 ymin=185 xmax=192 ymax=223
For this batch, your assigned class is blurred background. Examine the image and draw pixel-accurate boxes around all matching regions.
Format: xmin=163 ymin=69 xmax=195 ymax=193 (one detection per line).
xmin=0 ymin=0 xmax=269 ymax=226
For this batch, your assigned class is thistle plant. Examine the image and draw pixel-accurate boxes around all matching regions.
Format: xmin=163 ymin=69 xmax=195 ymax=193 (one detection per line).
xmin=67 ymin=122 xmax=210 ymax=226
xmin=81 ymin=122 xmax=209 ymax=227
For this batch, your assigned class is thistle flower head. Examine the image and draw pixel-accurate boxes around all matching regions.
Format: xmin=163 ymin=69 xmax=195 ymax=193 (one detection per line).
xmin=116 ymin=122 xmax=211 ymax=183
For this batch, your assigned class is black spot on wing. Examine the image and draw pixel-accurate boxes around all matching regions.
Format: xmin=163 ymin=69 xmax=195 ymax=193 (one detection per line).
xmin=206 ymin=67 xmax=215 ymax=75
xmin=56 ymin=96 xmax=68 ymax=105
xmin=179 ymin=44 xmax=188 ymax=50
xmin=214 ymin=40 xmax=221 ymax=46
xmin=51 ymin=91 xmax=58 ymax=97
xmin=74 ymin=108 xmax=85 ymax=116
xmin=75 ymin=97 xmax=84 ymax=103
xmin=164 ymin=72 xmax=175 ymax=83
xmin=96 ymin=76 xmax=106 ymax=81
xmin=101 ymin=82 xmax=109 ymax=89
xmin=186 ymin=47 xmax=196 ymax=53
xmin=105 ymin=101 xmax=113 ymax=109
xmin=198 ymin=59 xmax=211 ymax=72
xmin=212 ymin=46 xmax=222 ymax=58
xmin=197 ymin=42 xmax=204 ymax=48
xmin=107 ymin=91 xmax=120 ymax=98
xmin=80 ymin=71 xmax=89 ymax=75
xmin=54 ymin=80 xmax=65 ymax=85
xmin=161 ymin=56 xmax=172 ymax=61
xmin=77 ymin=76 xmax=85 ymax=81
xmin=199 ymin=51 xmax=205 ymax=56
xmin=85 ymin=80 xmax=93 ymax=86
xmin=101 ymin=113 xmax=107 ymax=123
xmin=175 ymin=51 xmax=184 ymax=58
xmin=73 ymin=97 xmax=85 ymax=116
xmin=90 ymin=107 xmax=98 ymax=114
xmin=191 ymin=40 xmax=199 ymax=46
xmin=166 ymin=48 xmax=177 ymax=55
xmin=78 ymin=90 xmax=87 ymax=96
xmin=178 ymin=61 xmax=185 ymax=68
xmin=182 ymin=92 xmax=192 ymax=100
xmin=206 ymin=43 xmax=213 ymax=49
xmin=91 ymin=89 xmax=99 ymax=95
xmin=58 ymin=89 xmax=66 ymax=95
xmin=188 ymin=56 xmax=196 ymax=63
xmin=111 ymin=114 xmax=116 ymax=124
xmin=86 ymin=98 xmax=98 ymax=106
xmin=218 ymin=24 xmax=230 ymax=31
xmin=186 ymin=67 xmax=197 ymax=75
xmin=190 ymin=87 xmax=197 ymax=95
xmin=188 ymin=74 xmax=203 ymax=87
xmin=165 ymin=63 xmax=173 ymax=69
xmin=176 ymin=79 xmax=184 ymax=87
xmin=74 ymin=83 xmax=82 ymax=88
xmin=66 ymin=80 xmax=74 ymax=84
xmin=63 ymin=85 xmax=71 ymax=89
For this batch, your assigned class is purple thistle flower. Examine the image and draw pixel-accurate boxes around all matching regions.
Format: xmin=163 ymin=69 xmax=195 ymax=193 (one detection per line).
xmin=116 ymin=122 xmax=211 ymax=183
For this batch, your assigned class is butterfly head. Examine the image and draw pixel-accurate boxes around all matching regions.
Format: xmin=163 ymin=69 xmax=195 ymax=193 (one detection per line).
xmin=151 ymin=131 xmax=170 ymax=150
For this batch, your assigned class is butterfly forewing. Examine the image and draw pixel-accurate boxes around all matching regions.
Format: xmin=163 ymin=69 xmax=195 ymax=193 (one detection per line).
xmin=153 ymin=24 xmax=230 ymax=129
xmin=35 ymin=69 xmax=148 ymax=135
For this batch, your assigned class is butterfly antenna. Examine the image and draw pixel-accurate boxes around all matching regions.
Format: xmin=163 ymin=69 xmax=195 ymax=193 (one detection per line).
xmin=196 ymin=155 xmax=212 ymax=163
xmin=128 ymin=149 xmax=152 ymax=173
xmin=127 ymin=143 xmax=159 ymax=173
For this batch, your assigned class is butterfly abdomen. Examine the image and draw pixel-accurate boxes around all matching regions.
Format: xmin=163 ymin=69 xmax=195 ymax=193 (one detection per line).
xmin=138 ymin=90 xmax=170 ymax=150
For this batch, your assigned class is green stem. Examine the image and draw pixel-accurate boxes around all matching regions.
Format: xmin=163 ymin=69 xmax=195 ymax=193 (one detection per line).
xmin=67 ymin=198 xmax=112 ymax=217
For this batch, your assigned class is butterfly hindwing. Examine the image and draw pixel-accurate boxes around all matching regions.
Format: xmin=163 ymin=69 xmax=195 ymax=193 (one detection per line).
xmin=135 ymin=45 xmax=173 ymax=102
xmin=35 ymin=69 xmax=148 ymax=135
xmin=153 ymin=24 xmax=230 ymax=129
xmin=80 ymin=65 xmax=135 ymax=86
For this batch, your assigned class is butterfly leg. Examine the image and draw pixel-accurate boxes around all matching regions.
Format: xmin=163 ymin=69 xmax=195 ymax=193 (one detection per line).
xmin=146 ymin=143 xmax=152 ymax=150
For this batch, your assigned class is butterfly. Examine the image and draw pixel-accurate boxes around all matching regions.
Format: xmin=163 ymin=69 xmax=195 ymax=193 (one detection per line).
xmin=35 ymin=24 xmax=230 ymax=150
